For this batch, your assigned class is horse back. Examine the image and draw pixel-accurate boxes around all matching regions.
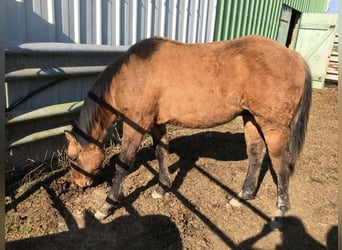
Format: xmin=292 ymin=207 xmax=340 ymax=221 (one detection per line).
xmin=113 ymin=36 xmax=306 ymax=129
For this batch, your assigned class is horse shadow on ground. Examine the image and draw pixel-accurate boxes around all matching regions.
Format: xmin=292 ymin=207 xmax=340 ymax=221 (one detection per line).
xmin=98 ymin=131 xmax=336 ymax=249
xmin=99 ymin=131 xmax=251 ymax=187
xmin=6 ymin=131 xmax=337 ymax=249
xmin=6 ymin=211 xmax=182 ymax=250
xmin=237 ymin=217 xmax=337 ymax=250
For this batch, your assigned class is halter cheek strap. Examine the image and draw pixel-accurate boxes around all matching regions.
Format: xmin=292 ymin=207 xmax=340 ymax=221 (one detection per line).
xmin=70 ymin=120 xmax=103 ymax=148
xmin=68 ymin=122 xmax=102 ymax=178
xmin=69 ymin=161 xmax=96 ymax=179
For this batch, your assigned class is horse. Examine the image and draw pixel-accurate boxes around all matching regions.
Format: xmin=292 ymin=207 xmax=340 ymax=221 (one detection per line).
xmin=64 ymin=35 xmax=312 ymax=221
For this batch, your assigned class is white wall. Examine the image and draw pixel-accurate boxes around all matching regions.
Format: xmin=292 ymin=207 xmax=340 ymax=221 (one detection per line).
xmin=6 ymin=0 xmax=218 ymax=45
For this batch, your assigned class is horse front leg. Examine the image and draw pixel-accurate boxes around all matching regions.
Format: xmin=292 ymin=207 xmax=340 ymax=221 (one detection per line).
xmin=151 ymin=124 xmax=172 ymax=199
xmin=94 ymin=122 xmax=144 ymax=220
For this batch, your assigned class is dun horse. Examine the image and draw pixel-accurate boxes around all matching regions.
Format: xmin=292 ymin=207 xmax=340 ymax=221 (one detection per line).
xmin=65 ymin=35 xmax=312 ymax=221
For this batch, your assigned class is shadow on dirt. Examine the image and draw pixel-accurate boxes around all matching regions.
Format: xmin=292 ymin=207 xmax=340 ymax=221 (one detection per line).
xmin=276 ymin=218 xmax=336 ymax=250
xmin=237 ymin=217 xmax=336 ymax=250
xmin=6 ymin=212 xmax=182 ymax=250
xmin=6 ymin=131 xmax=336 ymax=249
xmin=96 ymin=131 xmax=248 ymax=186
xmin=169 ymin=131 xmax=247 ymax=162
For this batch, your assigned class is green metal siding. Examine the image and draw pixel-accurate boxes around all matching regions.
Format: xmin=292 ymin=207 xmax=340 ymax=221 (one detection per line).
xmin=214 ymin=0 xmax=327 ymax=41
xmin=284 ymin=0 xmax=327 ymax=13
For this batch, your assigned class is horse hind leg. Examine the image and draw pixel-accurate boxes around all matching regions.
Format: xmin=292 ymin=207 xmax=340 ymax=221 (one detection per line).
xmin=230 ymin=112 xmax=266 ymax=207
xmin=265 ymin=130 xmax=291 ymax=212
xmin=151 ymin=124 xmax=172 ymax=199
xmin=262 ymin=128 xmax=292 ymax=229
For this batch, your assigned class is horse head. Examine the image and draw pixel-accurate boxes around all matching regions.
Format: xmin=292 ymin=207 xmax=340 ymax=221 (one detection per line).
xmin=65 ymin=131 xmax=105 ymax=188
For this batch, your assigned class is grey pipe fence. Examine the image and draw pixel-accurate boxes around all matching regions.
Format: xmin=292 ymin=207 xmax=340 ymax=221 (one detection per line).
xmin=5 ymin=42 xmax=126 ymax=173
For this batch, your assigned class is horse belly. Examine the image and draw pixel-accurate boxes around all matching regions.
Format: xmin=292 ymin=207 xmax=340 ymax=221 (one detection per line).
xmin=157 ymin=94 xmax=242 ymax=128
xmin=152 ymin=49 xmax=244 ymax=128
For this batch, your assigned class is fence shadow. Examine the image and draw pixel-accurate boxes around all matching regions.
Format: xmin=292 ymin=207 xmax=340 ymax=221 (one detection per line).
xmin=237 ymin=216 xmax=334 ymax=250
xmin=139 ymin=131 xmax=268 ymax=248
xmin=96 ymin=131 xmax=249 ymax=186
xmin=6 ymin=130 xmax=334 ymax=249
xmin=6 ymin=211 xmax=182 ymax=250
xmin=138 ymin=131 xmax=332 ymax=249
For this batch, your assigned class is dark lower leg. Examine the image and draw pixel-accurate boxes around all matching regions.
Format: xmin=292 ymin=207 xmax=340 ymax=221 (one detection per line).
xmin=94 ymin=163 xmax=127 ymax=220
xmin=95 ymin=153 xmax=135 ymax=220
xmin=240 ymin=142 xmax=266 ymax=200
xmin=152 ymin=125 xmax=171 ymax=198
xmin=107 ymin=160 xmax=129 ymax=203
xmin=240 ymin=114 xmax=266 ymax=200
xmin=262 ymin=129 xmax=291 ymax=217
xmin=95 ymin=123 xmax=144 ymax=220
xmin=276 ymin=166 xmax=290 ymax=215
xmin=268 ymin=161 xmax=290 ymax=230
xmin=153 ymin=144 xmax=172 ymax=196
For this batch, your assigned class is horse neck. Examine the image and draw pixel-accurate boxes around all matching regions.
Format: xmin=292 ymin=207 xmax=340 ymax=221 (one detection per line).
xmin=92 ymin=108 xmax=117 ymax=146
xmin=78 ymin=52 xmax=128 ymax=146
xmin=78 ymin=91 xmax=118 ymax=147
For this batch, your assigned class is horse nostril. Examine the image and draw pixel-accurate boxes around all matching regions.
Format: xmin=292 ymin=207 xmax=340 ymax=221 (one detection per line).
xmin=70 ymin=181 xmax=78 ymax=189
xmin=73 ymin=178 xmax=86 ymax=189
xmin=86 ymin=179 xmax=93 ymax=187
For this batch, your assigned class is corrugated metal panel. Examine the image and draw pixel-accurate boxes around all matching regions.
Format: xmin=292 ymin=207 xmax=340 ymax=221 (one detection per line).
xmin=284 ymin=0 xmax=328 ymax=13
xmin=5 ymin=0 xmax=327 ymax=44
xmin=214 ymin=0 xmax=327 ymax=41
xmin=214 ymin=0 xmax=282 ymax=40
xmin=5 ymin=42 xmax=127 ymax=169
xmin=5 ymin=0 xmax=218 ymax=45
xmin=5 ymin=42 xmax=128 ymax=108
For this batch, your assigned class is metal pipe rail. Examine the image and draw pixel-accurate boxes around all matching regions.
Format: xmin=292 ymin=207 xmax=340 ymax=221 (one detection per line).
xmin=5 ymin=66 xmax=106 ymax=80
xmin=5 ymin=42 xmax=128 ymax=74
xmin=6 ymin=101 xmax=84 ymax=125
xmin=5 ymin=42 xmax=126 ymax=170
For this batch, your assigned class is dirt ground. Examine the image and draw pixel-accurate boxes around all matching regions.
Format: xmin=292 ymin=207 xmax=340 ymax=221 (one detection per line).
xmin=5 ymin=86 xmax=338 ymax=250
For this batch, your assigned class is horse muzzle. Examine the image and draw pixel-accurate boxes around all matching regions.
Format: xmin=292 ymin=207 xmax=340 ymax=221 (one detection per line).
xmin=73 ymin=176 xmax=94 ymax=188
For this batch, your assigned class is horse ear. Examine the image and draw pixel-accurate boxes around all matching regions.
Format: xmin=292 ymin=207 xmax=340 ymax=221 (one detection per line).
xmin=65 ymin=130 xmax=78 ymax=144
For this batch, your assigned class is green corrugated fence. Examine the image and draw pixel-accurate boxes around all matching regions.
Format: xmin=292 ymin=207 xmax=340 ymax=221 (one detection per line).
xmin=214 ymin=0 xmax=327 ymax=41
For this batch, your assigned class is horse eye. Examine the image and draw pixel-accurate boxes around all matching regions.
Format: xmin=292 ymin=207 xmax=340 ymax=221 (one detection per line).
xmin=70 ymin=156 xmax=78 ymax=162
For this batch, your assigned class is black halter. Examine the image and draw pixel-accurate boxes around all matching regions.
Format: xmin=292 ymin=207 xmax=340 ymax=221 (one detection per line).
xmin=68 ymin=121 xmax=102 ymax=178
xmin=70 ymin=120 xmax=103 ymax=148
xmin=69 ymin=160 xmax=96 ymax=179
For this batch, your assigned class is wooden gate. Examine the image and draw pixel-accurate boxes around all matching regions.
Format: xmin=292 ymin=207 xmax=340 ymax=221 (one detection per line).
xmin=294 ymin=13 xmax=337 ymax=89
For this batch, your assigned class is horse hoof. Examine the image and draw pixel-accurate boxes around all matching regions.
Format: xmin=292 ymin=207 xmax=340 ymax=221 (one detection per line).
xmin=151 ymin=190 xmax=163 ymax=199
xmin=229 ymin=197 xmax=242 ymax=207
xmin=94 ymin=201 xmax=114 ymax=220
xmin=94 ymin=210 xmax=109 ymax=220
xmin=269 ymin=217 xmax=283 ymax=230
xmin=151 ymin=186 xmax=166 ymax=199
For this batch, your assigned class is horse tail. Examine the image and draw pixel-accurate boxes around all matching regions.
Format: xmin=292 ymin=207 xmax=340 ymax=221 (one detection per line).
xmin=288 ymin=59 xmax=312 ymax=172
